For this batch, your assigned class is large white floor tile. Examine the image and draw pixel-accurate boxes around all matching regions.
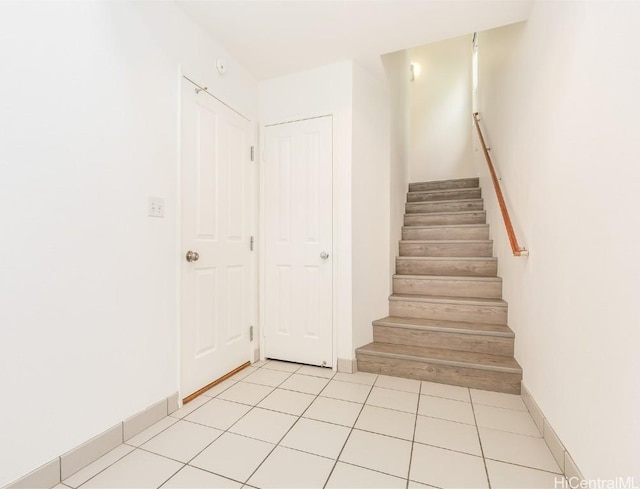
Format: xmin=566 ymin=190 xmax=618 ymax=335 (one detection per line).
xmin=486 ymin=459 xmax=560 ymax=488
xmin=126 ymin=416 xmax=178 ymax=447
xmin=333 ymin=371 xmax=378 ymax=385
xmin=162 ymin=465 xmax=241 ymax=488
xmin=355 ymin=405 xmax=416 ymax=440
xmin=80 ymin=449 xmax=181 ymax=488
xmin=248 ymin=446 xmax=334 ymax=489
xmin=474 ymin=404 xmax=541 ymax=437
xmin=326 ymin=462 xmax=407 ymax=489
xmin=296 ymin=365 xmax=336 ymax=379
xmin=409 ymin=443 xmax=488 ymax=489
xmin=190 ymin=432 xmax=273 ymax=483
xmin=242 ymin=368 xmax=292 ymax=387
xmin=375 ymin=375 xmax=421 ymax=393
xmin=217 ymin=382 xmax=274 ymax=406
xmin=228 ymin=407 xmax=297 ymax=443
xmin=170 ymin=396 xmax=210 ymax=420
xmin=257 ymin=388 xmax=316 ymax=416
xmin=418 ymin=395 xmax=475 ymax=424
xmin=142 ymin=420 xmax=222 ymax=463
xmin=414 ymin=415 xmax=482 ymax=456
xmin=367 ymin=387 xmax=419 ymax=413
xmin=185 ymin=398 xmax=251 ymax=430
xmin=64 ymin=445 xmax=134 ymax=488
xmin=202 ymin=379 xmax=237 ymax=397
xmin=303 ymin=396 xmax=362 ymax=427
xmin=339 ymin=430 xmax=412 ymax=478
xmin=279 ymin=373 xmax=330 ymax=395
xmin=251 ymin=360 xmax=270 ymax=368
xmin=262 ymin=360 xmax=302 ymax=372
xmin=421 ymin=381 xmax=470 ymax=402
xmin=407 ymin=481 xmax=434 ymax=488
xmin=479 ymin=428 xmax=561 ymax=473
xmin=321 ymin=380 xmax=371 ymax=403
xmin=280 ymin=418 xmax=350 ymax=459
xmin=470 ymin=389 xmax=527 ymax=411
xmin=229 ymin=366 xmax=258 ymax=381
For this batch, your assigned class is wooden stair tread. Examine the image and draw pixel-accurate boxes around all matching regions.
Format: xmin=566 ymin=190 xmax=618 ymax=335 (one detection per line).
xmin=397 ymin=256 xmax=497 ymax=261
xmin=408 ymin=187 xmax=480 ymax=195
xmin=404 ymin=211 xmax=484 ymax=217
xmin=373 ymin=316 xmax=514 ymax=337
xmin=402 ymin=223 xmax=489 ymax=229
xmin=394 ymin=274 xmax=501 ymax=282
xmin=406 ymin=198 xmax=482 ymax=206
xmin=356 ymin=342 xmax=522 ymax=374
xmin=409 ymin=177 xmax=479 ymax=187
xmin=399 ymin=239 xmax=492 ymax=244
xmin=389 ymin=293 xmax=507 ymax=307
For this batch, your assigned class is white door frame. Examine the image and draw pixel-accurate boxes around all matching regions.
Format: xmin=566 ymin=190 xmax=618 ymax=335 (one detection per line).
xmin=176 ymin=71 xmax=258 ymax=400
xmin=258 ymin=112 xmax=339 ymax=370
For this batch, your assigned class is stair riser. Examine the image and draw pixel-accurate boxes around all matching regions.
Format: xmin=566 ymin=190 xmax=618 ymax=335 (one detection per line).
xmin=407 ymin=188 xmax=481 ymax=202
xmin=356 ymin=354 xmax=521 ymax=394
xmin=409 ymin=178 xmax=479 ymax=192
xmin=396 ymin=258 xmax=497 ymax=277
xmin=390 ymin=300 xmax=508 ymax=324
xmin=404 ymin=212 xmax=486 ymax=226
xmin=393 ymin=277 xmax=502 ymax=298
xmin=373 ymin=325 xmax=514 ymax=356
xmin=399 ymin=242 xmax=493 ymax=257
xmin=406 ymin=200 xmax=484 ymax=214
xmin=402 ymin=226 xmax=489 ymax=240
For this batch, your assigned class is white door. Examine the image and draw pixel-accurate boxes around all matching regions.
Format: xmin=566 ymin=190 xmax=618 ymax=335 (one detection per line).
xmin=180 ymin=79 xmax=254 ymax=398
xmin=264 ymin=116 xmax=333 ymax=366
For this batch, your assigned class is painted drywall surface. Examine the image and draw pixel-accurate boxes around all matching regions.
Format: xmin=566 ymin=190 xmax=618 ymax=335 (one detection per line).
xmin=351 ymin=62 xmax=391 ymax=350
xmin=383 ymin=50 xmax=411 ymax=292
xmin=476 ymin=2 xmax=640 ymax=480
xmin=0 ymin=2 xmax=258 ymax=486
xmin=259 ymin=61 xmax=354 ymax=363
xmin=408 ymin=35 xmax=475 ymax=183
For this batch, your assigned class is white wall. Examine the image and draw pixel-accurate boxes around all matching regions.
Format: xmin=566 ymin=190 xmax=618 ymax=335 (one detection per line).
xmin=382 ymin=50 xmax=410 ymax=291
xmin=259 ymin=61 xmax=354 ymax=364
xmin=408 ymin=35 xmax=475 ymax=183
xmin=351 ymin=62 xmax=391 ymax=350
xmin=0 ymin=2 xmax=257 ymax=486
xmin=476 ymin=2 xmax=640 ymax=480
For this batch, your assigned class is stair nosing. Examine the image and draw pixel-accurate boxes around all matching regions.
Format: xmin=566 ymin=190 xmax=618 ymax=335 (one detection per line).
xmin=389 ymin=294 xmax=507 ymax=307
xmin=397 ymin=256 xmax=497 ymax=261
xmin=399 ymin=239 xmax=493 ymax=244
xmin=393 ymin=274 xmax=501 ymax=282
xmin=408 ymin=188 xmax=481 ymax=195
xmin=356 ymin=346 xmax=522 ymax=374
xmin=406 ymin=198 xmax=483 ymax=206
xmin=405 ymin=210 xmax=486 ymax=217
xmin=373 ymin=318 xmax=514 ymax=337
xmin=402 ymin=224 xmax=489 ymax=229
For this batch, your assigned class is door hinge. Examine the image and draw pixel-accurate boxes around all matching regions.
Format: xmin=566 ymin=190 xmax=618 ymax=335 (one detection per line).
xmin=249 ymin=325 xmax=254 ymax=341
xmin=250 ymin=146 xmax=255 ymax=161
xmin=250 ymin=235 xmax=254 ymax=251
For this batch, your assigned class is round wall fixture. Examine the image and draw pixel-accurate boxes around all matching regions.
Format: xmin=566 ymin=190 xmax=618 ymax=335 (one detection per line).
xmin=216 ymin=58 xmax=226 ymax=75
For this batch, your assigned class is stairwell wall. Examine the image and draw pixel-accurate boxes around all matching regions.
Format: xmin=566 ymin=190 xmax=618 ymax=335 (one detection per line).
xmin=476 ymin=2 xmax=640 ymax=481
xmin=351 ymin=62 xmax=392 ymax=352
xmin=408 ymin=35 xmax=475 ymax=183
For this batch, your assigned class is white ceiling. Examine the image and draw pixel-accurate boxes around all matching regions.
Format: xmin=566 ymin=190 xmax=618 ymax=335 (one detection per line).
xmin=177 ymin=0 xmax=534 ymax=80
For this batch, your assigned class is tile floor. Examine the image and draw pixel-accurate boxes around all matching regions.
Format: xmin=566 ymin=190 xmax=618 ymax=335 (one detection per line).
xmin=58 ymin=361 xmax=563 ymax=489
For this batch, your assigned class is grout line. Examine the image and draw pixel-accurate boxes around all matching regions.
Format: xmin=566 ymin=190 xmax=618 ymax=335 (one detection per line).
xmin=322 ymin=374 xmax=378 ymax=488
xmin=470 ymin=394 xmax=492 ymax=489
xmin=405 ymin=381 xmax=422 ymax=488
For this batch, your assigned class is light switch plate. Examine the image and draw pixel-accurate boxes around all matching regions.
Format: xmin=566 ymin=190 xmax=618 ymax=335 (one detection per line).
xmin=148 ymin=197 xmax=164 ymax=218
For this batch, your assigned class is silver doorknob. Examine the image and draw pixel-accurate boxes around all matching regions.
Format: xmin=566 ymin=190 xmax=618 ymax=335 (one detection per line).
xmin=186 ymin=250 xmax=200 ymax=262
xmin=320 ymin=251 xmax=330 ymax=260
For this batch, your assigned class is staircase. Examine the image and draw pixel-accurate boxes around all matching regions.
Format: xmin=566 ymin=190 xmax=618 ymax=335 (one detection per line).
xmin=356 ymin=177 xmax=523 ymax=394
